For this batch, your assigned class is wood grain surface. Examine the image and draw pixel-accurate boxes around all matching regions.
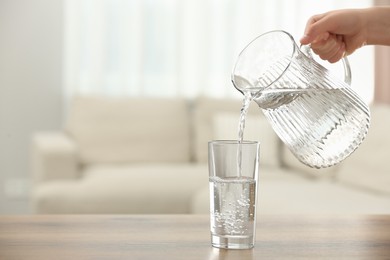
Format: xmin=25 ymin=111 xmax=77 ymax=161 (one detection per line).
xmin=0 ymin=214 xmax=389 ymax=259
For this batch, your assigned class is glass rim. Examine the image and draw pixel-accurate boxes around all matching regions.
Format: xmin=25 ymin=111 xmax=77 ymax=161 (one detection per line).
xmin=208 ymin=140 xmax=260 ymax=145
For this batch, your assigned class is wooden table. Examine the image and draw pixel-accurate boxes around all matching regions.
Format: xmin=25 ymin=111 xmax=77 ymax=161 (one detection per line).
xmin=0 ymin=215 xmax=389 ymax=259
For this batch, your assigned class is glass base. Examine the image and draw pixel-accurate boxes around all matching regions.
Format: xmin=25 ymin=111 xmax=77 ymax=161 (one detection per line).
xmin=211 ymin=234 xmax=254 ymax=249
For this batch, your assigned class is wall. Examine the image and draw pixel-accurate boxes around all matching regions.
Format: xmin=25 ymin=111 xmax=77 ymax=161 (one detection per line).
xmin=0 ymin=0 xmax=64 ymax=213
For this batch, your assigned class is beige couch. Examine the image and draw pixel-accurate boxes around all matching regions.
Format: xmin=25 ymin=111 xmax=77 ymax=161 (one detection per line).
xmin=31 ymin=96 xmax=390 ymax=214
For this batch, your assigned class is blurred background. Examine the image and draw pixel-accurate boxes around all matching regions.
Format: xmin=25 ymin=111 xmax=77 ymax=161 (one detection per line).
xmin=0 ymin=0 xmax=384 ymax=214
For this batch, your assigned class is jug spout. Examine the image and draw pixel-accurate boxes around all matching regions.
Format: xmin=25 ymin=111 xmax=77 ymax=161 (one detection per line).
xmin=231 ymin=75 xmax=259 ymax=96
xmin=232 ymin=30 xmax=297 ymax=96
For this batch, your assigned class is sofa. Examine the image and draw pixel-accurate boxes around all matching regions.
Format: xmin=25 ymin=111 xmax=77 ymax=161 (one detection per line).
xmin=31 ymin=96 xmax=390 ymax=214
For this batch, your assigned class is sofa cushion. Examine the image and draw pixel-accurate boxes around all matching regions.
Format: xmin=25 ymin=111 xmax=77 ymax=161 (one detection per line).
xmin=336 ymin=104 xmax=390 ymax=195
xmin=65 ymin=96 xmax=191 ymax=164
xmin=212 ymin=113 xmax=280 ymax=167
xmin=32 ymin=163 xmax=209 ymax=214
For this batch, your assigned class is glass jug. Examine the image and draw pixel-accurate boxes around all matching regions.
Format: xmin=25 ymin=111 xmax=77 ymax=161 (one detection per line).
xmin=232 ymin=30 xmax=370 ymax=168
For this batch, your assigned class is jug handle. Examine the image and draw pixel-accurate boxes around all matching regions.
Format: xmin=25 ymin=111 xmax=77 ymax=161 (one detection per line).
xmin=300 ymin=44 xmax=352 ymax=85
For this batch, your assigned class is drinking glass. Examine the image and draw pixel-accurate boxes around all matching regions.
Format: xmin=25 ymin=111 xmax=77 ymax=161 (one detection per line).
xmin=208 ymin=140 xmax=260 ymax=249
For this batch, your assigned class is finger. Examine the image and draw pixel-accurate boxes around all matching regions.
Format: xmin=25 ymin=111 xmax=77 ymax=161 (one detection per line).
xmin=304 ymin=13 xmax=327 ymax=34
xmin=312 ymin=32 xmax=330 ymax=44
xmin=300 ymin=13 xmax=327 ymax=45
xmin=311 ymin=35 xmax=339 ymax=55
xmin=301 ymin=12 xmax=339 ymax=45
xmin=311 ymin=35 xmax=344 ymax=61
xmin=301 ymin=32 xmax=329 ymax=45
xmin=328 ymin=42 xmax=346 ymax=63
xmin=326 ymin=35 xmax=346 ymax=63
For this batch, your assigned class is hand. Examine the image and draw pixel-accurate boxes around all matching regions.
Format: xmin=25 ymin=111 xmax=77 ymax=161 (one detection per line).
xmin=300 ymin=9 xmax=368 ymax=63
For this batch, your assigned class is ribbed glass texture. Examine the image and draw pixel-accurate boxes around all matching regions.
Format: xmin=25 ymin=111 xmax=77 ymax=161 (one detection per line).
xmin=254 ymin=53 xmax=370 ymax=168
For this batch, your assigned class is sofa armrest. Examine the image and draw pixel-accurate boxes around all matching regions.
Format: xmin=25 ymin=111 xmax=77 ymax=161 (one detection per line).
xmin=31 ymin=132 xmax=79 ymax=183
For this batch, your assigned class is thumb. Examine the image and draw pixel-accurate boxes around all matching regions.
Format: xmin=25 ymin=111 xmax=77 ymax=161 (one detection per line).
xmin=300 ymin=13 xmax=329 ymax=45
xmin=300 ymin=32 xmax=329 ymax=45
xmin=300 ymin=34 xmax=316 ymax=45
